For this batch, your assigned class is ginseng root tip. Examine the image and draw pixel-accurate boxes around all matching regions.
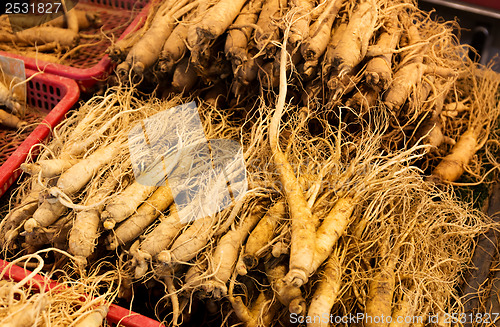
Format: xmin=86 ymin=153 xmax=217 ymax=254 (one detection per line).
xmin=284 ymin=269 xmax=308 ymax=288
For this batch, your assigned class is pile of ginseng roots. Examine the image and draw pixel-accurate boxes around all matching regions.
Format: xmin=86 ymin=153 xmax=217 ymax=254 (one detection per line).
xmin=1 ymin=0 xmax=500 ymax=325
xmin=0 ymin=79 xmax=496 ymax=326
xmin=0 ymin=3 xmax=102 ymax=64
xmin=0 ymin=250 xmax=119 ymax=327
xmin=111 ymin=0 xmax=500 ymax=184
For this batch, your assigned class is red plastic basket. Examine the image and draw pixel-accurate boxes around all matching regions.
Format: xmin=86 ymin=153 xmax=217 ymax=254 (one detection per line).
xmin=0 ymin=69 xmax=80 ymax=198
xmin=0 ymin=258 xmax=165 ymax=327
xmin=0 ymin=0 xmax=151 ymax=92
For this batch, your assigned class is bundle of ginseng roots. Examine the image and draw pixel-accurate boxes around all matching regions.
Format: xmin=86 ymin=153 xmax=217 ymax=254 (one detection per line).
xmin=0 ymin=250 xmax=119 ymax=327
xmin=0 ymin=77 xmax=496 ymax=327
xmin=0 ymin=2 xmax=101 ymax=64
xmin=109 ymin=0 xmax=500 ymax=184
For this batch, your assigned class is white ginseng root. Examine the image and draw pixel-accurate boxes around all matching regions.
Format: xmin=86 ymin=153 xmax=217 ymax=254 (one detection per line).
xmin=24 ymin=141 xmax=122 ymax=233
xmin=203 ymin=202 xmax=266 ymax=297
xmin=106 ymin=184 xmax=175 ymax=250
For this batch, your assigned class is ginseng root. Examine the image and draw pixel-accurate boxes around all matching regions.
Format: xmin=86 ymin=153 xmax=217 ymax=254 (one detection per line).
xmin=307 ymin=248 xmax=345 ymax=327
xmin=131 ymin=206 xmax=183 ymax=278
xmin=0 ymin=26 xmax=79 ymax=47
xmin=243 ymin=199 xmax=286 ymax=270
xmin=264 ymin=255 xmax=306 ymax=315
xmin=101 ymin=180 xmax=157 ymax=230
xmin=202 ymin=202 xmax=266 ymax=298
xmin=365 ymin=19 xmax=401 ymax=92
xmin=0 ymin=109 xmax=26 ymax=129
xmin=429 ymin=127 xmax=479 ymax=183
xmin=329 ymin=2 xmax=377 ymax=76
xmin=68 ymin=168 xmax=122 ymax=267
xmin=106 ymin=185 xmax=174 ymax=250
xmin=21 ymin=158 xmax=80 ymax=178
xmin=225 ymin=0 xmax=263 ymax=69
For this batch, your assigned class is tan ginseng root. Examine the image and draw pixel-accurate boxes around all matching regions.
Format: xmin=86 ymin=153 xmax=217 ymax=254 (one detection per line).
xmin=300 ymin=0 xmax=344 ymax=78
xmin=10 ymin=51 xmax=64 ymax=64
xmin=21 ymin=158 xmax=80 ymax=178
xmin=0 ymin=26 xmax=79 ymax=48
xmin=327 ymin=63 xmax=364 ymax=102
xmin=309 ymin=196 xmax=355 ymax=275
xmin=301 ymin=77 xmax=322 ymax=106
xmin=0 ymin=296 xmax=47 ymax=327
xmin=53 ymin=141 xmax=122 ymax=196
xmin=155 ymin=215 xmax=216 ymax=266
xmin=59 ymin=97 xmax=139 ymax=158
xmin=182 ymin=258 xmax=207 ymax=291
xmin=0 ymin=179 xmax=43 ymax=248
xmin=264 ymin=255 xmax=306 ymax=315
xmin=106 ymin=184 xmax=174 ymax=250
xmin=0 ymin=254 xmax=46 ymax=326
xmin=73 ymin=306 xmax=109 ymax=327
xmin=163 ymin=272 xmax=181 ymax=326
xmin=271 ymin=229 xmax=290 ymax=258
xmin=321 ymin=20 xmax=351 ymax=100
xmin=100 ymin=179 xmax=157 ymax=230
xmin=383 ymin=25 xmax=426 ymax=111
xmin=321 ymin=19 xmax=348 ymax=77
xmin=106 ymin=4 xmax=159 ymax=63
xmin=364 ymin=17 xmax=402 ymax=92
xmin=156 ymin=204 xmax=234 ymax=269
xmin=57 ymin=10 xmax=100 ymax=31
xmin=120 ymin=0 xmax=196 ymax=75
xmin=328 ymin=1 xmax=377 ymax=77
xmin=23 ymin=141 xmax=122 ymax=233
xmin=22 ymin=211 xmax=73 ymax=253
xmin=130 ymin=205 xmax=182 ymax=279
xmin=242 ymin=199 xmax=286 ymax=270
xmin=188 ymin=0 xmax=248 ymax=70
xmin=413 ymin=81 xmax=456 ymax=150
xmin=68 ymin=166 xmax=124 ymax=268
xmin=202 ymin=200 xmax=267 ymax=298
xmin=0 ymin=109 xmax=26 ymax=129
xmin=225 ymin=0 xmax=264 ymax=72
xmin=307 ymin=246 xmax=346 ymax=327
xmin=268 ymin=26 xmax=315 ymax=288
xmin=232 ymin=51 xmax=263 ymax=96
xmin=364 ymin=232 xmax=400 ymax=327
xmin=0 ymin=252 xmax=119 ymax=326
xmin=100 ymin=120 xmax=182 ymax=232
xmin=429 ymin=128 xmax=479 ymax=183
xmin=253 ymin=0 xmax=287 ymax=58
xmin=158 ymin=18 xmax=190 ymax=74
xmin=429 ymin=68 xmax=500 ymax=183
xmin=8 ymin=9 xmax=99 ymax=31
xmin=288 ymin=0 xmax=314 ymax=45
xmin=154 ymin=157 xmax=249 ymax=270
xmin=230 ymin=291 xmax=279 ymax=327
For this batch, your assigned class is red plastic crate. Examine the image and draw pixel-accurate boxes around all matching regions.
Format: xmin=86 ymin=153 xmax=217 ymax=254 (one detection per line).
xmin=0 ymin=0 xmax=151 ymax=92
xmin=0 ymin=258 xmax=165 ymax=327
xmin=0 ymin=69 xmax=80 ymax=198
